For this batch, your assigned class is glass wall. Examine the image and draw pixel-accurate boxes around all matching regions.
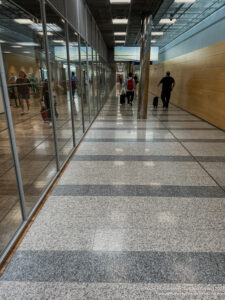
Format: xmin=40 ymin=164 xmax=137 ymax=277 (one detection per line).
xmin=88 ymin=45 xmax=95 ymax=120
xmin=80 ymin=38 xmax=89 ymax=130
xmin=0 ymin=0 xmax=114 ymax=262
xmin=67 ymin=27 xmax=83 ymax=142
xmin=0 ymin=0 xmax=57 ymax=217
xmin=45 ymin=3 xmax=74 ymax=164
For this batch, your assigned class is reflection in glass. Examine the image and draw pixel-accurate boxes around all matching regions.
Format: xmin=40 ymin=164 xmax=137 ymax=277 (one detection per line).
xmin=80 ymin=38 xmax=90 ymax=130
xmin=88 ymin=46 xmax=95 ymax=120
xmin=68 ymin=27 xmax=83 ymax=142
xmin=0 ymin=83 xmax=23 ymax=256
xmin=45 ymin=3 xmax=73 ymax=164
xmin=1 ymin=0 xmax=57 ymax=214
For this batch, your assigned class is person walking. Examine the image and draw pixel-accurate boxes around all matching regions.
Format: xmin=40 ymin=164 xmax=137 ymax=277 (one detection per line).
xmin=158 ymin=71 xmax=175 ymax=109
xmin=16 ymin=71 xmax=31 ymax=115
xmin=125 ymin=72 xmax=135 ymax=105
xmin=71 ymin=72 xmax=77 ymax=99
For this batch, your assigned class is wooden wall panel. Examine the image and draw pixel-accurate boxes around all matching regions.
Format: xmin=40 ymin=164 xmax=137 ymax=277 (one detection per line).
xmin=149 ymin=40 xmax=225 ymax=130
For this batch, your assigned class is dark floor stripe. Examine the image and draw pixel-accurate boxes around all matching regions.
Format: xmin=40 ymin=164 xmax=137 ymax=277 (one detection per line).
xmin=83 ymin=138 xmax=225 ymax=143
xmin=84 ymin=138 xmax=176 ymax=142
xmin=73 ymin=155 xmax=194 ymax=162
xmin=96 ymin=120 xmax=203 ymax=122
xmin=2 ymin=250 xmax=225 ymax=284
xmin=196 ymin=156 xmax=225 ymax=162
xmin=52 ymin=185 xmax=225 ymax=198
xmin=91 ymin=127 xmax=216 ymax=131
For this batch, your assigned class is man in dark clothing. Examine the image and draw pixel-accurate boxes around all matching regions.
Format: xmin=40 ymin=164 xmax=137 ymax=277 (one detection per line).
xmin=158 ymin=71 xmax=175 ymax=109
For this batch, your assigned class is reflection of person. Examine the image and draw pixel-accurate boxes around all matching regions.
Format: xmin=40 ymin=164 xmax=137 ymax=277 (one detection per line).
xmin=16 ymin=71 xmax=31 ymax=115
xmin=158 ymin=71 xmax=175 ymax=110
xmin=125 ymin=72 xmax=135 ymax=105
xmin=41 ymin=79 xmax=52 ymax=125
xmin=118 ymin=75 xmax=122 ymax=85
xmin=71 ymin=72 xmax=77 ymax=98
xmin=8 ymin=73 xmax=19 ymax=107
xmin=134 ymin=74 xmax=138 ymax=85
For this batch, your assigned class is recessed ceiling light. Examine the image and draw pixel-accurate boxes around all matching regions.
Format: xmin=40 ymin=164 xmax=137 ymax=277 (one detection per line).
xmin=110 ymin=0 xmax=131 ymax=3
xmin=114 ymin=32 xmax=126 ymax=36
xmin=30 ymin=23 xmax=62 ymax=32
xmin=11 ymin=45 xmax=22 ymax=48
xmin=38 ymin=31 xmax=53 ymax=36
xmin=17 ymin=42 xmax=39 ymax=46
xmin=14 ymin=19 xmax=34 ymax=24
xmin=115 ymin=40 xmax=125 ymax=43
xmin=0 ymin=39 xmax=5 ymax=43
xmin=112 ymin=19 xmax=128 ymax=24
xmin=152 ymin=32 xmax=164 ymax=36
xmin=53 ymin=40 xmax=65 ymax=43
xmin=23 ymin=51 xmax=31 ymax=54
xmin=159 ymin=18 xmax=176 ymax=24
xmin=151 ymin=40 xmax=156 ymax=43
xmin=175 ymin=0 xmax=195 ymax=2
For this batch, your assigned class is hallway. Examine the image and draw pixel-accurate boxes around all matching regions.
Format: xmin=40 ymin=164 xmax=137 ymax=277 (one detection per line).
xmin=0 ymin=87 xmax=225 ymax=299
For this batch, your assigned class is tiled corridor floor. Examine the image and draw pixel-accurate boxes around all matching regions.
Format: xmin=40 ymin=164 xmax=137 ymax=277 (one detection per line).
xmin=0 ymin=88 xmax=225 ymax=299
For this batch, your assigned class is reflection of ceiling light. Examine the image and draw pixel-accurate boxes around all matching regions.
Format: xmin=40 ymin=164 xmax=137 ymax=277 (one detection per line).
xmin=4 ymin=51 xmax=11 ymax=54
xmin=152 ymin=32 xmax=164 ymax=36
xmin=17 ymin=42 xmax=39 ymax=46
xmin=61 ymin=18 xmax=65 ymax=23
xmin=30 ymin=23 xmax=62 ymax=32
xmin=23 ymin=51 xmax=31 ymax=54
xmin=14 ymin=19 xmax=34 ymax=24
xmin=159 ymin=18 xmax=176 ymax=24
xmin=69 ymin=42 xmax=78 ymax=46
xmin=115 ymin=40 xmax=125 ymax=43
xmin=114 ymin=32 xmax=126 ymax=36
xmin=38 ymin=31 xmax=53 ymax=36
xmin=112 ymin=19 xmax=128 ymax=24
xmin=110 ymin=0 xmax=130 ymax=3
xmin=0 ymin=40 xmax=5 ymax=43
xmin=151 ymin=40 xmax=156 ymax=43
xmin=11 ymin=45 xmax=22 ymax=48
xmin=175 ymin=0 xmax=195 ymax=2
xmin=53 ymin=40 xmax=65 ymax=43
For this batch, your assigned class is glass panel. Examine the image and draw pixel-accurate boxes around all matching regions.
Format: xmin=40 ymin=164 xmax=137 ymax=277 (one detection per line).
xmin=45 ymin=3 xmax=74 ymax=164
xmin=1 ymin=0 xmax=57 ymax=214
xmin=93 ymin=49 xmax=98 ymax=113
xmin=80 ymin=38 xmax=89 ymax=130
xmin=88 ymin=46 xmax=95 ymax=120
xmin=96 ymin=52 xmax=101 ymax=109
xmin=67 ymin=27 xmax=83 ymax=143
xmin=0 ymin=82 xmax=22 ymax=255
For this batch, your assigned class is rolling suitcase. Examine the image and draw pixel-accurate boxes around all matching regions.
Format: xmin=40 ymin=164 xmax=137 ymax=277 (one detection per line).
xmin=120 ymin=94 xmax=125 ymax=104
xmin=40 ymin=106 xmax=48 ymax=122
xmin=153 ymin=96 xmax=158 ymax=108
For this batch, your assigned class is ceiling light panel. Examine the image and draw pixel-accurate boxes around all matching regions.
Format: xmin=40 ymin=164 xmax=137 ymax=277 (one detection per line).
xmin=114 ymin=32 xmax=126 ymax=36
xmin=110 ymin=0 xmax=130 ymax=3
xmin=159 ymin=18 xmax=176 ymax=24
xmin=174 ymin=0 xmax=196 ymax=2
xmin=152 ymin=32 xmax=164 ymax=36
xmin=113 ymin=19 xmax=128 ymax=24
xmin=115 ymin=40 xmax=125 ymax=43
xmin=14 ymin=19 xmax=34 ymax=24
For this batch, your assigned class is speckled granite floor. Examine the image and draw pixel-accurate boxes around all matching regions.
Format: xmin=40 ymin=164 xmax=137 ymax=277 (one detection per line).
xmin=1 ymin=88 xmax=225 ymax=299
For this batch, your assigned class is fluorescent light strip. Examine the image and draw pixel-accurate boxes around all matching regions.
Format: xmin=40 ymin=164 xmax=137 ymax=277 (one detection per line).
xmin=152 ymin=32 xmax=164 ymax=36
xmin=53 ymin=40 xmax=65 ymax=43
xmin=114 ymin=32 xmax=126 ymax=36
xmin=112 ymin=19 xmax=128 ymax=24
xmin=16 ymin=42 xmax=39 ymax=46
xmin=159 ymin=18 xmax=176 ymax=24
xmin=175 ymin=0 xmax=196 ymax=2
xmin=11 ymin=45 xmax=22 ymax=48
xmin=23 ymin=51 xmax=31 ymax=54
xmin=151 ymin=40 xmax=156 ymax=43
xmin=38 ymin=31 xmax=53 ymax=36
xmin=0 ymin=40 xmax=5 ymax=43
xmin=14 ymin=19 xmax=34 ymax=24
xmin=110 ymin=0 xmax=130 ymax=3
xmin=115 ymin=40 xmax=125 ymax=43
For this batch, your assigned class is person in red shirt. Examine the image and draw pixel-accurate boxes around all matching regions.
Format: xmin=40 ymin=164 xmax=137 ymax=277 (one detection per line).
xmin=125 ymin=72 xmax=135 ymax=105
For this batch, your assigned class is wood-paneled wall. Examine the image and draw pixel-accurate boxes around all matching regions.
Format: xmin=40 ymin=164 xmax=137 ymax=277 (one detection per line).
xmin=149 ymin=40 xmax=225 ymax=130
